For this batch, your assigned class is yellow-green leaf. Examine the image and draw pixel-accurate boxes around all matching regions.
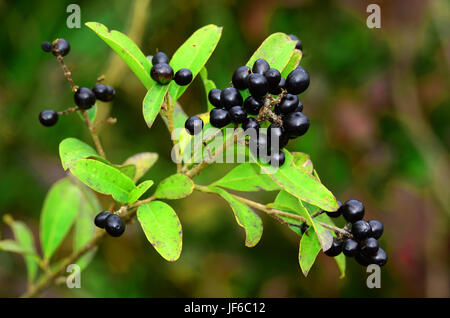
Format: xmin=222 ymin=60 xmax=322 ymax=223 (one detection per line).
xmin=154 ymin=174 xmax=194 ymax=200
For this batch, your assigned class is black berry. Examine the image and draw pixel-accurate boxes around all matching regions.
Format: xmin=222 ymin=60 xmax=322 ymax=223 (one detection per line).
xmin=343 ymin=238 xmax=359 ymax=257
xmin=341 ymin=199 xmax=365 ymax=223
xmin=39 ymin=110 xmax=58 ymax=127
xmin=368 ymin=220 xmax=384 ymax=239
xmin=150 ymin=63 xmax=174 ymax=85
xmin=249 ymin=133 xmax=270 ymax=161
xmin=360 ymin=237 xmax=379 ymax=256
xmin=242 ymin=117 xmax=260 ymax=135
xmin=94 ymin=211 xmax=112 ymax=229
xmin=52 ymin=38 xmax=70 ymax=57
xmin=152 ymin=52 xmax=169 ymax=65
xmin=92 ymin=84 xmax=115 ymax=102
xmin=324 ymin=237 xmax=343 ymax=257
xmin=229 ymin=106 xmax=247 ymax=124
xmin=174 ymin=68 xmax=193 ymax=86
xmin=41 ymin=41 xmax=52 ymax=52
xmin=371 ymin=248 xmax=387 ymax=266
xmin=288 ymin=34 xmax=303 ymax=51
xmin=278 ymin=94 xmax=299 ymax=114
xmin=247 ymin=73 xmax=268 ymax=98
xmin=210 ymin=108 xmax=231 ymax=128
xmin=220 ymin=87 xmax=243 ymax=109
xmin=269 ymin=77 xmax=285 ymax=95
xmin=264 ymin=68 xmax=281 ymax=91
xmin=294 ymin=101 xmax=304 ymax=113
xmin=208 ymin=88 xmax=222 ymax=108
xmin=355 ymin=251 xmax=371 ymax=266
xmin=326 ymin=200 xmax=342 ymax=218
xmin=283 ymin=111 xmax=310 ymax=137
xmin=267 ymin=123 xmax=288 ymax=149
xmin=185 ymin=116 xmax=204 ymax=135
xmin=300 ymin=223 xmax=309 ymax=234
xmin=252 ymin=58 xmax=270 ymax=74
xmin=74 ymin=87 xmax=96 ymax=109
xmin=269 ymin=150 xmax=286 ymax=167
xmin=352 ymin=220 xmax=372 ymax=241
xmin=232 ymin=66 xmax=251 ymax=90
xmin=105 ymin=214 xmax=125 ymax=237
xmin=243 ymin=96 xmax=263 ymax=115
xmin=285 ymin=66 xmax=310 ymax=95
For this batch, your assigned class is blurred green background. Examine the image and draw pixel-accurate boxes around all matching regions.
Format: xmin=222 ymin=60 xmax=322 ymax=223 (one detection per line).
xmin=0 ymin=0 xmax=449 ymax=297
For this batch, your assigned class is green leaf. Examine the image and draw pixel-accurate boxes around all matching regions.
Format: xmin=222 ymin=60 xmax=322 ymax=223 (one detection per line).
xmin=123 ymin=152 xmax=158 ymax=182
xmin=137 ymin=201 xmax=182 ymax=261
xmin=298 ymin=227 xmax=322 ymax=276
xmin=253 ymin=151 xmax=339 ymax=212
xmin=69 ymin=159 xmax=137 ymax=203
xmin=212 ymin=163 xmax=279 ymax=192
xmin=291 ymin=152 xmax=313 ymax=174
xmin=3 ymin=216 xmax=40 ymax=282
xmin=73 ymin=186 xmax=100 ymax=270
xmin=208 ymin=187 xmax=263 ymax=247
xmin=0 ymin=240 xmax=30 ymax=254
xmin=168 ymin=25 xmax=222 ymax=101
xmin=59 ymin=137 xmax=106 ymax=170
xmin=128 ymin=180 xmax=154 ymax=204
xmin=246 ymin=33 xmax=297 ymax=71
xmin=199 ymin=67 xmax=217 ymax=111
xmin=154 ymin=174 xmax=194 ymax=200
xmin=114 ymin=164 xmax=136 ymax=180
xmin=270 ymin=190 xmax=333 ymax=251
xmin=142 ymin=84 xmax=170 ymax=128
xmin=85 ymin=22 xmax=152 ymax=89
xmin=40 ymin=178 xmax=81 ymax=260
xmin=281 ymin=49 xmax=302 ymax=78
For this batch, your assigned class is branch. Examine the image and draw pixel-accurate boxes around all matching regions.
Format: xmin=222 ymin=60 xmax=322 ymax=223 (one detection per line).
xmin=81 ymin=110 xmax=106 ymax=159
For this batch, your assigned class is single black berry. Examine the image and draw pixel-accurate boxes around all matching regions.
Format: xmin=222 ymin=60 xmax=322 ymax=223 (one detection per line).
xmin=210 ymin=108 xmax=231 ymax=128
xmin=41 ymin=41 xmax=52 ymax=52
xmin=242 ymin=117 xmax=260 ymax=135
xmin=92 ymin=84 xmax=115 ymax=102
xmin=368 ymin=220 xmax=384 ymax=239
xmin=243 ymin=96 xmax=263 ymax=115
xmin=39 ymin=110 xmax=58 ymax=127
xmin=269 ymin=77 xmax=285 ymax=95
xmin=105 ymin=214 xmax=126 ymax=237
xmin=248 ymin=73 xmax=268 ymax=98
xmin=269 ymin=150 xmax=286 ymax=167
xmin=74 ymin=87 xmax=96 ymax=109
xmin=360 ymin=237 xmax=379 ymax=256
xmin=285 ymin=66 xmax=310 ymax=95
xmin=185 ymin=116 xmax=204 ymax=135
xmin=300 ymin=223 xmax=309 ymax=234
xmin=341 ymin=199 xmax=365 ymax=223
xmin=249 ymin=133 xmax=270 ymax=161
xmin=324 ymin=237 xmax=343 ymax=257
xmin=326 ymin=200 xmax=342 ymax=218
xmin=352 ymin=220 xmax=372 ymax=240
xmin=150 ymin=63 xmax=174 ymax=85
xmin=371 ymin=247 xmax=387 ymax=266
xmin=267 ymin=123 xmax=288 ymax=149
xmin=264 ymin=68 xmax=281 ymax=91
xmin=278 ymin=94 xmax=299 ymax=114
xmin=152 ymin=52 xmax=169 ymax=65
xmin=232 ymin=66 xmax=251 ymax=90
xmin=288 ymin=34 xmax=303 ymax=51
xmin=283 ymin=111 xmax=310 ymax=137
xmin=52 ymin=38 xmax=70 ymax=57
xmin=229 ymin=106 xmax=247 ymax=124
xmin=208 ymin=88 xmax=222 ymax=108
xmin=343 ymin=238 xmax=359 ymax=257
xmin=174 ymin=68 xmax=193 ymax=86
xmin=94 ymin=211 xmax=112 ymax=229
xmin=252 ymin=58 xmax=270 ymax=74
xmin=355 ymin=251 xmax=371 ymax=266
xmin=220 ymin=87 xmax=243 ymax=109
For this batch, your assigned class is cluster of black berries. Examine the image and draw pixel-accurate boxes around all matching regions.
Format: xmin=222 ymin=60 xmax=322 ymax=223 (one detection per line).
xmin=94 ymin=211 xmax=126 ymax=237
xmin=39 ymin=38 xmax=116 ymax=127
xmin=184 ymin=53 xmax=310 ymax=167
xmin=323 ymin=199 xmax=387 ymax=267
xmin=150 ymin=51 xmax=193 ymax=86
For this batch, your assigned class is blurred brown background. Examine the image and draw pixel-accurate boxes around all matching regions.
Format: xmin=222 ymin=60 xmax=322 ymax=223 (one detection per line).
xmin=0 ymin=0 xmax=448 ymax=297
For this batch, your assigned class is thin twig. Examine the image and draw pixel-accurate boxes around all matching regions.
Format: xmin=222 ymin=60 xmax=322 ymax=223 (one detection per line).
xmin=55 ymin=53 xmax=78 ymax=92
xmin=81 ymin=110 xmax=106 ymax=159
